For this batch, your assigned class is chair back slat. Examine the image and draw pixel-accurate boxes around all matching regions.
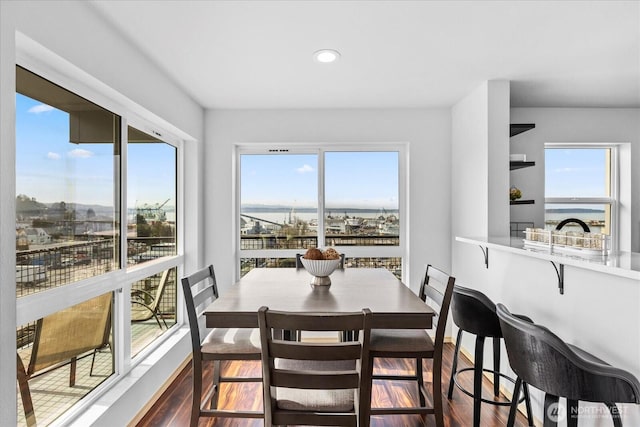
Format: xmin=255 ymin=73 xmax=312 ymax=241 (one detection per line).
xmin=422 ymin=284 xmax=444 ymax=307
xmin=266 ymin=310 xmax=364 ymax=332
xmin=184 ymin=265 xmax=217 ymax=290
xmin=269 ymin=341 xmax=362 ymax=361
xmin=192 ymin=284 xmax=215 ymax=315
xmin=425 ymin=264 xmax=450 ymax=287
xmin=271 ymin=370 xmax=360 ymax=390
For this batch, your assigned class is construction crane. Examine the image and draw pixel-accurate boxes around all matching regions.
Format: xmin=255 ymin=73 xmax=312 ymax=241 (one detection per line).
xmin=135 ymin=198 xmax=170 ymax=222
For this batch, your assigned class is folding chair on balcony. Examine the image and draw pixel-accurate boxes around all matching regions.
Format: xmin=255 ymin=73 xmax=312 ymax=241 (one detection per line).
xmin=17 ymin=293 xmax=113 ymax=427
xmin=131 ymin=268 xmax=173 ymax=329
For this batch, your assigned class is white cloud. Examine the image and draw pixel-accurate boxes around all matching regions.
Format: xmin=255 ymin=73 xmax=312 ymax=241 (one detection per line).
xmin=68 ymin=148 xmax=94 ymax=158
xmin=47 ymin=152 xmax=61 ymax=160
xmin=296 ymin=164 xmax=314 ymax=173
xmin=28 ymin=104 xmax=55 ymax=114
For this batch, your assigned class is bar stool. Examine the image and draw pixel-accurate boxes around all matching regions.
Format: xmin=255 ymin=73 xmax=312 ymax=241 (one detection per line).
xmin=447 ymin=285 xmax=534 ymax=427
xmin=497 ymin=303 xmax=640 ymax=427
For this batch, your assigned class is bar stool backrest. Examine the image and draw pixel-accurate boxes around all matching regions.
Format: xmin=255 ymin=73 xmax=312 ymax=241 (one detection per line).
xmin=451 ymin=286 xmax=502 ymax=338
xmin=496 ymin=303 xmax=640 ymax=404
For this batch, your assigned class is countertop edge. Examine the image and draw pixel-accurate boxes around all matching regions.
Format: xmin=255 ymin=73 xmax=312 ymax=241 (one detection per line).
xmin=456 ymin=236 xmax=640 ymax=281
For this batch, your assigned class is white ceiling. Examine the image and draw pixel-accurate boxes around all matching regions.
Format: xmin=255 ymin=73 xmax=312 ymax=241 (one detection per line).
xmin=90 ymin=0 xmax=640 ymax=110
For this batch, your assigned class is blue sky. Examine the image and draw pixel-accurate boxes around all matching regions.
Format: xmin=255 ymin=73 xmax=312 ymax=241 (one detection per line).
xmin=16 ymin=93 xmax=175 ymax=208
xmin=545 ymin=148 xmax=607 ymax=198
xmin=241 ymin=151 xmax=399 ymax=209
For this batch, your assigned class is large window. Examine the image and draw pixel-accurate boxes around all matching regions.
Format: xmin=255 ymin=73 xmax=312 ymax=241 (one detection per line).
xmin=324 ymin=151 xmax=399 ymax=247
xmin=545 ymin=145 xmax=617 ymax=249
xmin=16 ymin=67 xmax=120 ymax=297
xmin=15 ymin=66 xmax=182 ymax=426
xmin=240 ymin=153 xmax=318 ymax=250
xmin=127 ymin=127 xmax=178 ymax=357
xmin=239 ymin=147 xmax=403 ymax=278
xmin=127 ymin=126 xmax=177 ymax=265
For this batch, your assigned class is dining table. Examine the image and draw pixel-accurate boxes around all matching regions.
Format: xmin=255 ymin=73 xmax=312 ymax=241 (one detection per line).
xmin=204 ymin=267 xmax=436 ymax=330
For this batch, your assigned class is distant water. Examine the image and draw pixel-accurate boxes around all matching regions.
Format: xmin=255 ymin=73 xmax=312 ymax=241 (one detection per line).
xmin=545 ymin=212 xmax=604 ymax=222
xmin=544 ymin=211 xmax=606 ymax=233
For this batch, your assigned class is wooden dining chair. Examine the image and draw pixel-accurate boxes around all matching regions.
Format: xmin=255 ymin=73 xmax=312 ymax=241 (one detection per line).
xmin=258 ymin=306 xmax=372 ymax=427
xmin=366 ymin=264 xmax=455 ymax=427
xmin=181 ymin=265 xmax=263 ymax=426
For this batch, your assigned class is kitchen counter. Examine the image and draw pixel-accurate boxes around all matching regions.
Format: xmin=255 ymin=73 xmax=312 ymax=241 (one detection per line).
xmin=456 ymin=236 xmax=640 ymax=281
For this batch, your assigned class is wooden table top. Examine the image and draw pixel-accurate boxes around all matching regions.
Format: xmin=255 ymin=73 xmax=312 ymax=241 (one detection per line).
xmin=204 ymin=268 xmax=435 ymax=329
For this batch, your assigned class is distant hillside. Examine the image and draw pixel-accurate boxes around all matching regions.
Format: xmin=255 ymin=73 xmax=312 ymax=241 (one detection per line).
xmin=16 ymin=195 xmax=115 ymax=218
xmin=16 ymin=195 xmax=47 ymax=214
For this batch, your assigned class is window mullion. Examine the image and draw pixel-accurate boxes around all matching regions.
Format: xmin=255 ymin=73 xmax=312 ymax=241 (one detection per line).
xmin=318 ymin=149 xmax=325 ymax=248
xmin=119 ymin=116 xmax=130 ymax=374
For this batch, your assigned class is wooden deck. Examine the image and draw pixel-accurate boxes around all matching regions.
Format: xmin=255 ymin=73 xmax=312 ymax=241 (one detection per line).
xmin=136 ymin=342 xmax=534 ymax=426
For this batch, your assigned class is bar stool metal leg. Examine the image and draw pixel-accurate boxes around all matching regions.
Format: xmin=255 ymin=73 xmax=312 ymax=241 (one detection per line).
xmin=447 ymin=328 xmax=463 ymax=399
xmin=543 ymin=393 xmax=559 ymax=427
xmin=473 ymin=335 xmax=485 ymax=427
xmin=507 ymin=377 xmax=521 ymax=427
xmin=523 ymin=382 xmax=534 ymax=426
xmin=567 ymin=399 xmax=578 ymax=427
xmin=606 ymin=402 xmax=623 ymax=427
xmin=493 ymin=337 xmax=500 ymax=397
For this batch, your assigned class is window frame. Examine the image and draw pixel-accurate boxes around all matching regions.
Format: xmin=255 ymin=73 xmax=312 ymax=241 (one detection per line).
xmin=544 ymin=142 xmax=619 ymax=252
xmin=235 ymin=142 xmax=408 ymax=280
xmin=12 ymin=46 xmax=186 ymax=424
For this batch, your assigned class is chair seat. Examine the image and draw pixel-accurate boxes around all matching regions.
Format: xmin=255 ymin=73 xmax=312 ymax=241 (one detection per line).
xmin=370 ymin=329 xmax=434 ymax=354
xmin=201 ymin=328 xmax=261 ymax=359
xmin=275 ymin=359 xmax=355 ymax=412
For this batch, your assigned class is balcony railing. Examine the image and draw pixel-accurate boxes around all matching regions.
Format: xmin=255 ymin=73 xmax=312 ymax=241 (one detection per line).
xmin=240 ymin=234 xmax=399 ymax=250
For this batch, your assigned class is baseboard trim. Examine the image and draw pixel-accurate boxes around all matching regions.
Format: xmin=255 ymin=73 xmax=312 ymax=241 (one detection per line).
xmin=127 ymin=356 xmax=191 ymax=427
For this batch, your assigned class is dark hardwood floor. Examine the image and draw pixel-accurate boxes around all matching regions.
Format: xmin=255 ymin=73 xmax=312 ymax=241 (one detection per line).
xmin=136 ymin=343 xmax=532 ymax=426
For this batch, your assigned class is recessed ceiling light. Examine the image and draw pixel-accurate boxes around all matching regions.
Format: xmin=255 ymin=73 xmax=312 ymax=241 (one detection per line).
xmin=314 ymin=49 xmax=340 ymax=63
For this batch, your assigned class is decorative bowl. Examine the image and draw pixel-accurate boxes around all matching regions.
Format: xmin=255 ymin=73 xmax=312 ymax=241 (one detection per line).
xmin=300 ymin=258 xmax=341 ymax=286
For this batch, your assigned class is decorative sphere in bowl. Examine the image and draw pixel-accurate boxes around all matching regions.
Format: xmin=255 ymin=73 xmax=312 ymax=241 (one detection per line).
xmin=300 ymin=258 xmax=341 ymax=286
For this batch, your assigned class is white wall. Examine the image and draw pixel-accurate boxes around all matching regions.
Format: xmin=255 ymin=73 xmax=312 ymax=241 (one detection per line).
xmin=204 ymin=109 xmax=452 ymax=296
xmin=509 ymin=108 xmax=640 ymax=252
xmin=452 ymin=83 xmax=490 ymax=238
xmin=1 ymin=1 xmax=204 ymax=425
xmin=451 ymin=80 xmax=511 ymax=242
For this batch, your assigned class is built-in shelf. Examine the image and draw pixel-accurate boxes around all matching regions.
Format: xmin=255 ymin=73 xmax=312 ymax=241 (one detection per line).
xmin=510 ymin=123 xmax=536 ymax=137
xmin=510 ymin=124 xmax=536 ymax=206
xmin=510 ymin=161 xmax=535 ymax=170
